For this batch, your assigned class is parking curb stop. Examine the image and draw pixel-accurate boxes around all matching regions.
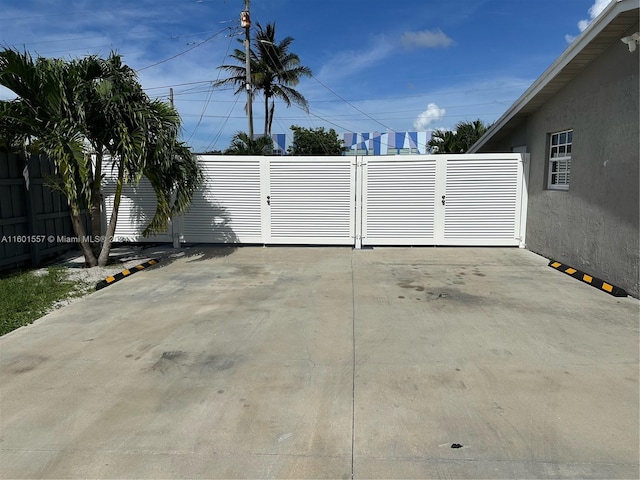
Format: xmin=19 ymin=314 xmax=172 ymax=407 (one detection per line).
xmin=95 ymin=259 xmax=160 ymax=291
xmin=548 ymin=260 xmax=627 ymax=297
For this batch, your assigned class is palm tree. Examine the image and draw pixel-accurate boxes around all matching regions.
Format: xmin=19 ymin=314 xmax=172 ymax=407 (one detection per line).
xmin=224 ymin=131 xmax=273 ymax=155
xmin=455 ymin=119 xmax=490 ymax=152
xmin=0 ymin=49 xmax=202 ymax=267
xmin=253 ymin=23 xmax=312 ymax=137
xmin=216 ymin=22 xmax=312 ymax=138
xmin=0 ymin=50 xmax=98 ymax=262
xmin=428 ymin=129 xmax=460 ymax=154
xmin=427 ymin=119 xmax=491 ymax=154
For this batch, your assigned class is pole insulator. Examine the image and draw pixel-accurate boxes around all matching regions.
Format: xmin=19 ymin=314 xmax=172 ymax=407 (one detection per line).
xmin=240 ymin=11 xmax=251 ymax=28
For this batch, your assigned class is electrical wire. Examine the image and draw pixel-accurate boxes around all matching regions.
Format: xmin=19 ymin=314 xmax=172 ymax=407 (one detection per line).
xmin=137 ymin=27 xmax=232 ymax=72
xmin=186 ymin=32 xmax=235 ymax=144
xmin=202 ymin=94 xmax=242 ymax=153
xmin=0 ymin=0 xmax=203 ymax=21
xmin=310 ymin=75 xmax=395 ymax=133
xmin=306 ymin=83 xmax=530 ymax=104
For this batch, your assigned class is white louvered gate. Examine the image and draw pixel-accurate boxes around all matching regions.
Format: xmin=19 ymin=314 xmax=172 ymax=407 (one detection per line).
xmin=441 ymin=155 xmax=523 ymax=246
xmin=361 ymin=154 xmax=525 ymax=247
xmin=265 ymin=157 xmax=355 ymax=245
xmin=177 ymin=155 xmax=355 ymax=245
xmin=107 ymin=153 xmax=526 ymax=248
xmin=179 ymin=156 xmax=263 ymax=244
xmin=362 ymin=157 xmax=437 ymax=245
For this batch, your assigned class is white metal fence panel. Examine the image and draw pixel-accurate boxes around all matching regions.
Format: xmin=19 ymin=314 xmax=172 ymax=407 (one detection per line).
xmin=362 ymin=156 xmax=437 ymax=245
xmin=180 ymin=156 xmax=263 ymax=243
xmin=441 ymin=155 xmax=522 ymax=246
xmin=105 ymin=153 xmax=526 ymax=248
xmin=103 ymin=171 xmax=173 ymax=243
xmin=265 ymin=157 xmax=355 ymax=245
xmin=361 ymin=154 xmax=524 ymax=247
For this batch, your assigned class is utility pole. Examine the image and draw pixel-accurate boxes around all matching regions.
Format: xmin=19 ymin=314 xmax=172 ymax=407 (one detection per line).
xmin=169 ymin=87 xmax=174 ymax=108
xmin=241 ymin=1 xmax=253 ymax=138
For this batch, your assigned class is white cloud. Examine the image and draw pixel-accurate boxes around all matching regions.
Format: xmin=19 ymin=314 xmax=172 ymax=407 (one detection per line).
xmin=583 ymin=0 xmax=613 ymax=29
xmin=578 ymin=19 xmax=592 ymax=32
xmin=316 ymin=38 xmax=394 ymax=83
xmin=567 ymin=0 xmax=614 ymax=42
xmin=413 ymin=103 xmax=446 ymax=130
xmin=401 ymin=29 xmax=454 ymax=49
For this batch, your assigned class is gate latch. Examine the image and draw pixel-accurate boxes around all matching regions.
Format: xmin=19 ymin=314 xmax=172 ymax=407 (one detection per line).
xmin=267 ymin=195 xmax=271 ymax=205
xmin=441 ymin=195 xmax=446 ymax=205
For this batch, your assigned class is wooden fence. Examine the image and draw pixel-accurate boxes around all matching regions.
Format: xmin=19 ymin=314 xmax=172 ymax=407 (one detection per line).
xmin=0 ymin=151 xmax=80 ymax=270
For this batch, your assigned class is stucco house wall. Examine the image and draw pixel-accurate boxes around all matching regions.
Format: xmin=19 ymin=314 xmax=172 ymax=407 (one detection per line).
xmin=480 ymin=26 xmax=639 ymax=297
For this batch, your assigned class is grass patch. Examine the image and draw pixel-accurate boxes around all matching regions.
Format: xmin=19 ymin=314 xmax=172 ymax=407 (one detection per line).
xmin=0 ymin=267 xmax=83 ymax=336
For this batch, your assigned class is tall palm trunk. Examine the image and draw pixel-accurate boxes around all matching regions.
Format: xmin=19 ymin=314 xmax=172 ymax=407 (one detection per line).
xmin=264 ymin=94 xmax=270 ymax=138
xmin=267 ymin=101 xmax=275 ymax=138
xmin=70 ymin=205 xmax=98 ymax=267
xmin=89 ymin=149 xmax=103 ymax=257
xmin=97 ymin=159 xmax=124 ymax=266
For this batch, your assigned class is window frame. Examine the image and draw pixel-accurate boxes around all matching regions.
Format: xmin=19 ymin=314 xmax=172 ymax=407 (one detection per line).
xmin=547 ymin=129 xmax=573 ymax=191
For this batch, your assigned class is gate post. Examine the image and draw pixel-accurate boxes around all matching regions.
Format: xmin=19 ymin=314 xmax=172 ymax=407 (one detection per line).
xmin=514 ymin=148 xmax=530 ymax=248
xmin=354 ymin=156 xmax=364 ymax=249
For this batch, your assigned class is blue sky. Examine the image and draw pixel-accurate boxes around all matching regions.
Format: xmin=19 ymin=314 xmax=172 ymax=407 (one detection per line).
xmin=0 ymin=0 xmax=612 ymax=152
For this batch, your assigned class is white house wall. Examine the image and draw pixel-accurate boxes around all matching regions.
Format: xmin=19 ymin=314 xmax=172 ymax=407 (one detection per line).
xmin=474 ymin=22 xmax=639 ymax=297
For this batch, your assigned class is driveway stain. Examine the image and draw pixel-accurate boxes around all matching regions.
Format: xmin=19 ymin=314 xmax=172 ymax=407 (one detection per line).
xmin=6 ymin=355 xmax=47 ymax=375
xmin=423 ymin=288 xmax=487 ymax=306
xmin=151 ymin=350 xmax=239 ymax=376
xmin=397 ymin=281 xmax=426 ymax=292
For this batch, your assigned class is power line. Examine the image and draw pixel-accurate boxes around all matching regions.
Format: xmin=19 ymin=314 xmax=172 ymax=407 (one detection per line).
xmin=179 ymin=111 xmax=506 ymax=123
xmin=143 ymin=79 xmax=220 ymax=91
xmin=187 ymin=31 xmax=235 ymax=144
xmin=0 ymin=0 xmax=202 ymax=21
xmin=305 ymin=83 xmax=530 ymax=104
xmin=203 ymin=94 xmax=242 ymax=152
xmin=311 ymin=75 xmax=395 ymax=133
xmin=137 ymin=27 xmax=231 ymax=72
xmin=4 ymin=30 xmax=150 ymax=48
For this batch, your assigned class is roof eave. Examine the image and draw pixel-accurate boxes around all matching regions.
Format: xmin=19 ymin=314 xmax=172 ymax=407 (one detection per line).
xmin=469 ymin=0 xmax=639 ymax=153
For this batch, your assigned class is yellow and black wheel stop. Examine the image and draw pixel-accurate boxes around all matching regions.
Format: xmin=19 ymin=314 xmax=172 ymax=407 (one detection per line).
xmin=95 ymin=259 xmax=160 ymax=290
xmin=548 ymin=260 xmax=627 ymax=297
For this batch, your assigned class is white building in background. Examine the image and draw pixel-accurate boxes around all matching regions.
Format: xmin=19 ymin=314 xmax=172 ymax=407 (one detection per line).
xmin=269 ymin=131 xmax=430 ymax=155
xmin=343 ymin=131 xmax=430 ymax=155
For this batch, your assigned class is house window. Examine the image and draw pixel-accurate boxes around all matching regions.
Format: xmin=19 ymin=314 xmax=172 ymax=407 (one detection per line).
xmin=548 ymin=129 xmax=572 ymax=190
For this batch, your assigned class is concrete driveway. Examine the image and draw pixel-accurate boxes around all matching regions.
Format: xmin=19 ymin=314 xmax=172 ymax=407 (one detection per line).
xmin=1 ymin=247 xmax=638 ymax=479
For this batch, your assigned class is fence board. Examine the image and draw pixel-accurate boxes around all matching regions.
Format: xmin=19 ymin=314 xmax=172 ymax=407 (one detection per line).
xmin=0 ymin=152 xmax=81 ymax=270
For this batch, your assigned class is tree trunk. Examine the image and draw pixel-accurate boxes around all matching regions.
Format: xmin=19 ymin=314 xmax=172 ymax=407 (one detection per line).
xmin=267 ymin=101 xmax=275 ymax=138
xmin=70 ymin=207 xmax=98 ymax=267
xmin=264 ymin=94 xmax=270 ymax=138
xmin=89 ymin=150 xmax=103 ymax=258
xmin=97 ymin=159 xmax=124 ymax=266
